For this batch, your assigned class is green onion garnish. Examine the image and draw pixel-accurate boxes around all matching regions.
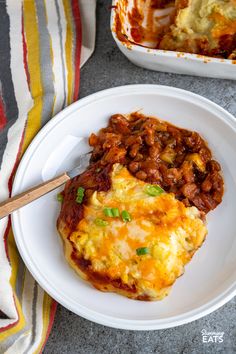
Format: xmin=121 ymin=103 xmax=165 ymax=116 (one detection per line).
xmin=103 ymin=207 xmax=120 ymax=218
xmin=145 ymin=185 xmax=164 ymax=197
xmin=111 ymin=208 xmax=120 ymax=217
xmin=121 ymin=210 xmax=131 ymax=222
xmin=76 ymin=187 xmax=85 ymax=204
xmin=136 ymin=247 xmax=149 ymax=256
xmin=103 ymin=208 xmax=113 ymax=217
xmin=57 ymin=193 xmax=64 ymax=202
xmin=94 ymin=218 xmax=108 ymax=227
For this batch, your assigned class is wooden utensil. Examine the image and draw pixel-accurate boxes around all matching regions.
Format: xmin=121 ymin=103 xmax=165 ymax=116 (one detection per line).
xmin=0 ymin=152 xmax=91 ymax=219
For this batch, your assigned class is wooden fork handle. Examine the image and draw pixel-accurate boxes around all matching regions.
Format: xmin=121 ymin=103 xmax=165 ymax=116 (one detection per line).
xmin=0 ymin=173 xmax=70 ymax=219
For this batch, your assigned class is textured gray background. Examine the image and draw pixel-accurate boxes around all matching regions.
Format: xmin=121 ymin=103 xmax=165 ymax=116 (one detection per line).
xmin=44 ymin=1 xmax=236 ymax=353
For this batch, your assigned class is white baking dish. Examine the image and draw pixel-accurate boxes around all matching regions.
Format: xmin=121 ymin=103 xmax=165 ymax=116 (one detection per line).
xmin=111 ymin=0 xmax=236 ymax=80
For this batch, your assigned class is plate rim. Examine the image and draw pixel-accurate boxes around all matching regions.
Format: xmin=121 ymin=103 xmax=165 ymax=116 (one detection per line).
xmin=11 ymin=84 xmax=236 ymax=330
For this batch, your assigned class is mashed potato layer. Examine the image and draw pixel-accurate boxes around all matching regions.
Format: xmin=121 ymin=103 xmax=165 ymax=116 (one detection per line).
xmin=159 ymin=0 xmax=236 ymax=56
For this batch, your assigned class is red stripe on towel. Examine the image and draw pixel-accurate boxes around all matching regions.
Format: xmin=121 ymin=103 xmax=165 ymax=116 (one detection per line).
xmin=0 ymin=96 xmax=7 ymax=130
xmin=21 ymin=11 xmax=30 ymax=89
xmin=0 ymin=295 xmax=20 ymax=332
xmin=39 ymin=300 xmax=57 ymax=353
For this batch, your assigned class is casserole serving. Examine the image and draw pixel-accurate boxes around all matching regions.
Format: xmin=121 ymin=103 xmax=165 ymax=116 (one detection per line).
xmin=57 ymin=112 xmax=223 ymax=301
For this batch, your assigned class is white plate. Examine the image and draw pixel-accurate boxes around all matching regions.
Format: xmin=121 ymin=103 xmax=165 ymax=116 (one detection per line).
xmin=111 ymin=0 xmax=236 ymax=80
xmin=12 ymin=85 xmax=236 ymax=330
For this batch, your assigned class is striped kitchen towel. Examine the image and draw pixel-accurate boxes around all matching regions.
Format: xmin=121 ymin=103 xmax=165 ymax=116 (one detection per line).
xmin=0 ymin=0 xmax=96 ymax=353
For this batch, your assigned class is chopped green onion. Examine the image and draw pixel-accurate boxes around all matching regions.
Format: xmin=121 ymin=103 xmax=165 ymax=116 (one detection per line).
xmin=145 ymin=185 xmax=164 ymax=197
xmin=57 ymin=193 xmax=64 ymax=202
xmin=103 ymin=207 xmax=120 ymax=218
xmin=94 ymin=218 xmax=108 ymax=227
xmin=121 ymin=210 xmax=131 ymax=222
xmin=76 ymin=187 xmax=85 ymax=204
xmin=111 ymin=208 xmax=120 ymax=217
xmin=103 ymin=208 xmax=113 ymax=217
xmin=136 ymin=247 xmax=149 ymax=256
xmin=76 ymin=196 xmax=82 ymax=203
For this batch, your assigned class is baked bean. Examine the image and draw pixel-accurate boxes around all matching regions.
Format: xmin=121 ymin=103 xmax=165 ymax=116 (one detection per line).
xmin=199 ymin=147 xmax=212 ymax=163
xmin=149 ymin=144 xmax=160 ymax=159
xmin=140 ymin=160 xmax=158 ymax=171
xmin=169 ymin=185 xmax=181 ymax=196
xmin=201 ymin=193 xmax=217 ymax=211
xmin=181 ymin=183 xmax=198 ymax=199
xmin=134 ymin=153 xmax=144 ymax=162
xmin=143 ymin=117 xmax=161 ymax=130
xmin=110 ymin=114 xmax=130 ymax=134
xmin=174 ymin=152 xmax=186 ymax=166
xmin=201 ymin=176 xmax=212 ymax=192
xmin=213 ymin=190 xmax=223 ymax=203
xmin=158 ymin=131 xmax=170 ymax=145
xmin=212 ymin=172 xmax=223 ymax=191
xmin=167 ymin=126 xmax=182 ymax=144
xmin=102 ymin=133 xmax=121 ymax=149
xmin=181 ymin=161 xmax=195 ymax=183
xmin=144 ymin=129 xmax=155 ymax=146
xmin=128 ymin=161 xmax=140 ymax=173
xmin=89 ymin=133 xmax=99 ymax=146
xmin=184 ymin=132 xmax=203 ymax=151
xmin=163 ymin=168 xmax=181 ymax=186
xmin=135 ymin=170 xmax=147 ymax=180
xmin=89 ymin=112 xmax=224 ymax=213
xmin=149 ymin=170 xmax=162 ymax=182
xmin=207 ymin=160 xmax=221 ymax=172
xmin=129 ymin=143 xmax=140 ymax=158
xmin=140 ymin=161 xmax=162 ymax=180
xmin=192 ymin=195 xmax=207 ymax=212
xmin=182 ymin=198 xmax=191 ymax=207
xmin=104 ymin=147 xmax=126 ymax=163
xmin=125 ymin=135 xmax=142 ymax=146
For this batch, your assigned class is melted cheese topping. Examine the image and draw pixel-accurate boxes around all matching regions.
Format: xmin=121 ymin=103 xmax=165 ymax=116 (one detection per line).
xmin=160 ymin=0 xmax=236 ymax=52
xmin=68 ymin=164 xmax=207 ymax=300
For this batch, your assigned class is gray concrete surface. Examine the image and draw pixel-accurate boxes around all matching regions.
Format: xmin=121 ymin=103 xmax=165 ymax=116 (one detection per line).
xmin=44 ymin=0 xmax=236 ymax=353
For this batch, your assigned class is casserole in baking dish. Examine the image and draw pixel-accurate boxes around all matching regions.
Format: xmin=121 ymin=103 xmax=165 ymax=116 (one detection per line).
xmin=111 ymin=0 xmax=236 ymax=79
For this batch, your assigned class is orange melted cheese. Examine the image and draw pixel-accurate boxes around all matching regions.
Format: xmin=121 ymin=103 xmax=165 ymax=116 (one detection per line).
xmin=211 ymin=12 xmax=236 ymax=38
xmin=68 ymin=164 xmax=207 ymax=300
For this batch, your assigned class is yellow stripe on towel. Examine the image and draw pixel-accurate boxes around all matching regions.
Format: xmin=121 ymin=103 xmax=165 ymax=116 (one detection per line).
xmin=63 ymin=0 xmax=74 ymax=106
xmin=22 ymin=0 xmax=43 ymax=152
xmin=34 ymin=294 xmax=55 ymax=354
